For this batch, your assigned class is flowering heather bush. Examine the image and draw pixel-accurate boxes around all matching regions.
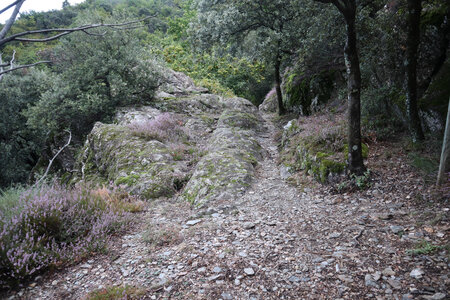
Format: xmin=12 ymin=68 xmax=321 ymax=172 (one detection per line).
xmin=0 ymin=183 xmax=132 ymax=288
xmin=127 ymin=113 xmax=186 ymax=143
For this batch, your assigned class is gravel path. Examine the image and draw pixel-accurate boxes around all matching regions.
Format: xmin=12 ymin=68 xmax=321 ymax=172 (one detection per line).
xmin=9 ymin=112 xmax=449 ymax=300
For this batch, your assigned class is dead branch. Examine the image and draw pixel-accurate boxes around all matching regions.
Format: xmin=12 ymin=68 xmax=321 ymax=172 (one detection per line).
xmin=0 ymin=60 xmax=51 ymax=76
xmin=0 ymin=0 xmax=23 ymax=15
xmin=34 ymin=130 xmax=72 ymax=187
xmin=0 ymin=17 xmax=152 ymax=47
xmin=0 ymin=0 xmax=25 ymax=41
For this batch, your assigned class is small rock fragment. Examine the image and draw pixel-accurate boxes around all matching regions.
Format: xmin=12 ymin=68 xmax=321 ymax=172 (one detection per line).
xmin=387 ymin=279 xmax=401 ymax=290
xmin=382 ymin=267 xmax=395 ymax=277
xmin=186 ymin=219 xmax=202 ymax=226
xmin=372 ymin=271 xmax=382 ymax=281
xmin=378 ymin=213 xmax=393 ymax=220
xmin=365 ymin=274 xmax=379 ymax=288
xmin=410 ymin=268 xmax=424 ymax=279
xmin=337 ymin=275 xmax=354 ymax=283
xmin=243 ymin=222 xmax=256 ymax=229
xmin=328 ymin=232 xmax=341 ymax=239
xmin=424 ymin=293 xmax=446 ymax=300
xmin=390 ymin=225 xmax=404 ymax=234
xmin=244 ymin=268 xmax=255 ymax=276
xmin=238 ymin=251 xmax=247 ymax=257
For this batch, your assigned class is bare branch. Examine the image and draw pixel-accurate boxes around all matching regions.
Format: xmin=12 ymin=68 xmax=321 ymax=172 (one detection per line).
xmin=0 ymin=53 xmax=3 ymax=77
xmin=0 ymin=0 xmax=22 ymax=15
xmin=81 ymin=29 xmax=107 ymax=37
xmin=34 ymin=130 xmax=72 ymax=187
xmin=0 ymin=60 xmax=51 ymax=76
xmin=13 ymin=31 xmax=73 ymax=43
xmin=0 ymin=16 xmax=152 ymax=47
xmin=9 ymin=49 xmax=16 ymax=67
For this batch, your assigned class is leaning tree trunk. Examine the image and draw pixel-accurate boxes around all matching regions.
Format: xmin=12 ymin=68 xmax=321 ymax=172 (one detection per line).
xmin=344 ymin=9 xmax=365 ymax=175
xmin=406 ymin=0 xmax=425 ymax=143
xmin=274 ymin=53 xmax=286 ymax=115
xmin=0 ymin=0 xmax=25 ymax=41
xmin=437 ymin=99 xmax=450 ymax=185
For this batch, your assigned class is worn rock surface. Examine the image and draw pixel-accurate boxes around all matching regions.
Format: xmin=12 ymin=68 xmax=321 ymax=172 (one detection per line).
xmin=77 ymin=74 xmax=263 ymax=203
xmin=181 ymin=106 xmax=263 ymax=207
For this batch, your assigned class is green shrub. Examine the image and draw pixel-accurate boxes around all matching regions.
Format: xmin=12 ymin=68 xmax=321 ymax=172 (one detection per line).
xmin=0 ymin=70 xmax=53 ymax=187
xmin=25 ymin=11 xmax=163 ymax=137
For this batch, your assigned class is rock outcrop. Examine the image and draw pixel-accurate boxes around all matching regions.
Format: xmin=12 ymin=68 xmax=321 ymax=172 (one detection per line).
xmin=77 ymin=70 xmax=263 ymax=206
xmin=180 ymin=103 xmax=263 ymax=207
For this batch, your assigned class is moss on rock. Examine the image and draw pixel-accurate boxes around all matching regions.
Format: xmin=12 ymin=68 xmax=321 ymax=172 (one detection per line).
xmin=343 ymin=143 xmax=369 ymax=159
xmin=180 ymin=107 xmax=262 ymax=207
xmin=282 ymin=69 xmax=336 ymax=115
xmin=76 ymin=122 xmax=186 ymax=200
xmin=279 ymin=113 xmax=352 ymax=184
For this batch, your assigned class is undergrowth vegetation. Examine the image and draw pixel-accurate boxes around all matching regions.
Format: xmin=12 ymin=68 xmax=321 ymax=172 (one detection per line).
xmin=142 ymin=223 xmax=183 ymax=247
xmin=0 ymin=183 xmax=141 ymax=289
xmin=279 ymin=111 xmax=374 ymax=189
xmin=86 ymin=284 xmax=147 ymax=300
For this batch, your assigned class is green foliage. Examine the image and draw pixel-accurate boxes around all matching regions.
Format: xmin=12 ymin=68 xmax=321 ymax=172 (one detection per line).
xmin=361 ymin=86 xmax=407 ymax=141
xmin=115 ymin=174 xmax=141 ymax=186
xmin=319 ymin=159 xmax=346 ymax=183
xmin=283 ymin=69 xmax=336 ymax=114
xmin=408 ymin=152 xmax=439 ymax=175
xmin=407 ymin=240 xmax=447 ymax=256
xmin=0 ymin=186 xmax=26 ymax=220
xmin=193 ymin=0 xmax=307 ymax=103
xmin=154 ymin=38 xmax=268 ymax=103
xmin=25 ymin=11 xmax=163 ymax=137
xmin=0 ymin=70 xmax=53 ymax=187
xmin=350 ymin=169 xmax=372 ymax=190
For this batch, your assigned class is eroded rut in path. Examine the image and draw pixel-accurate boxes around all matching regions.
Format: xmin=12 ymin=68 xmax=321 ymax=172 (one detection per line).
xmin=13 ymin=111 xmax=449 ymax=300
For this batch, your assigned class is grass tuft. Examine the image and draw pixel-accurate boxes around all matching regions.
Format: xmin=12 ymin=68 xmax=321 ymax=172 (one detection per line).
xmin=86 ymin=284 xmax=147 ymax=300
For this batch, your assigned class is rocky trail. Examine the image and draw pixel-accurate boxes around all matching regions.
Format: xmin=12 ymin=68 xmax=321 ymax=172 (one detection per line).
xmin=9 ymin=108 xmax=449 ymax=300
xmin=4 ymin=71 xmax=448 ymax=299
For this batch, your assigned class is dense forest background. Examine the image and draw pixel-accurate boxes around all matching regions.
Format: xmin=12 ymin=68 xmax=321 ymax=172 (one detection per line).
xmin=0 ymin=0 xmax=449 ymax=187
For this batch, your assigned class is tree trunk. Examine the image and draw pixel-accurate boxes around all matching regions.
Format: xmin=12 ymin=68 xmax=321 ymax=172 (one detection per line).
xmin=0 ymin=0 xmax=25 ymax=40
xmin=406 ymin=0 xmax=424 ymax=143
xmin=437 ymin=99 xmax=450 ymax=185
xmin=344 ymin=9 xmax=365 ymax=175
xmin=274 ymin=54 xmax=286 ymax=115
